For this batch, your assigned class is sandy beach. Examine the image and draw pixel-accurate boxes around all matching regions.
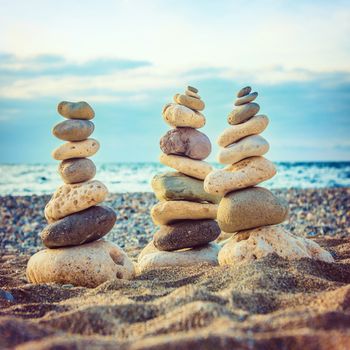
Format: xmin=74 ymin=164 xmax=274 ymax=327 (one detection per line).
xmin=1 ymin=188 xmax=349 ymax=349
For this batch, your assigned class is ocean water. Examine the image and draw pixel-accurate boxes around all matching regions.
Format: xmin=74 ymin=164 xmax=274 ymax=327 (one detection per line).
xmin=0 ymin=162 xmax=349 ymax=196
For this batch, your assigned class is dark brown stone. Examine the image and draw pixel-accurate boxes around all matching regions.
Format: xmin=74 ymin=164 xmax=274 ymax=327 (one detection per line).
xmin=154 ymin=219 xmax=221 ymax=251
xmin=160 ymin=128 xmax=211 ymax=160
xmin=40 ymin=206 xmax=116 ymax=248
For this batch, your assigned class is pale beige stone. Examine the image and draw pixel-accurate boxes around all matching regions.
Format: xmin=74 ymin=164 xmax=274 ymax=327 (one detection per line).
xmin=217 ymin=135 xmax=269 ymax=165
xmin=218 ymin=225 xmax=334 ymax=265
xmin=235 ymin=92 xmax=258 ymax=106
xmin=160 ymin=153 xmax=213 ymax=180
xmin=217 ymin=115 xmax=269 ymax=147
xmin=174 ymin=94 xmax=205 ymax=111
xmin=44 ymin=180 xmax=108 ymax=223
xmin=27 ymin=240 xmax=135 ymax=288
xmin=237 ymin=86 xmax=251 ymax=98
xmin=162 ymin=103 xmax=205 ymax=128
xmin=204 ymin=156 xmax=276 ymax=196
xmin=57 ymin=101 xmax=95 ymax=120
xmin=137 ymin=241 xmax=220 ymax=273
xmin=52 ymin=139 xmax=99 ymax=161
xmin=185 ymin=90 xmax=201 ymax=99
xmin=151 ymin=201 xmax=218 ymax=225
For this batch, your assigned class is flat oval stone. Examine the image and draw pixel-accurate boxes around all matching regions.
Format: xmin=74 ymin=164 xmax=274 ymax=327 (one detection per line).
xmin=151 ymin=172 xmax=220 ymax=204
xmin=57 ymin=101 xmax=95 ymax=120
xmin=237 ymin=86 xmax=251 ymax=98
xmin=187 ymin=86 xmax=198 ymax=93
xmin=235 ymin=92 xmax=258 ymax=106
xmin=27 ymin=240 xmax=134 ymax=287
xmin=185 ymin=90 xmax=200 ymax=99
xmin=151 ymin=201 xmax=218 ymax=225
xmin=217 ymin=187 xmax=289 ymax=232
xmin=204 ymin=156 xmax=276 ymax=196
xmin=217 ymin=135 xmax=269 ymax=164
xmin=227 ymin=103 xmax=260 ymax=125
xmin=160 ymin=128 xmax=211 ymax=160
xmin=44 ymin=180 xmax=108 ymax=223
xmin=137 ymin=241 xmax=220 ymax=273
xmin=52 ymin=119 xmax=94 ymax=141
xmin=162 ymin=103 xmax=205 ymax=128
xmin=52 ymin=139 xmax=99 ymax=160
xmin=40 ymin=206 xmax=116 ymax=248
xmin=154 ymin=220 xmax=221 ymax=251
xmin=218 ymin=225 xmax=334 ymax=265
xmin=58 ymin=158 xmax=96 ymax=184
xmin=174 ymin=94 xmax=205 ymax=111
xmin=217 ymin=115 xmax=269 ymax=147
xmin=160 ymin=153 xmax=212 ymax=180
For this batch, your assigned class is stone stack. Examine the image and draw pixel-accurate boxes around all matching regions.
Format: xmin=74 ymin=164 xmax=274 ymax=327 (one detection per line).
xmin=26 ymin=101 xmax=135 ymax=287
xmin=138 ymin=86 xmax=221 ymax=272
xmin=205 ymin=86 xmax=334 ymax=265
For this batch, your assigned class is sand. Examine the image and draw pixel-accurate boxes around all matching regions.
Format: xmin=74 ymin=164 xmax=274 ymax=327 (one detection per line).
xmin=0 ymin=189 xmax=350 ymax=349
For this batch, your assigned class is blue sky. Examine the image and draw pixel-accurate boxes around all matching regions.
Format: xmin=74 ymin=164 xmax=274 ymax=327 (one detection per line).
xmin=0 ymin=0 xmax=349 ymax=163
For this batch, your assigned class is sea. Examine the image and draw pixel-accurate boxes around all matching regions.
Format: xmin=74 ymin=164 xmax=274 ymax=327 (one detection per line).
xmin=0 ymin=162 xmax=349 ymax=196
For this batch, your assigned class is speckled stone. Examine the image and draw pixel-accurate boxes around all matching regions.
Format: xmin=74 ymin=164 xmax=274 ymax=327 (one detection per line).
xmin=162 ymin=103 xmax=205 ymax=128
xmin=52 ymin=139 xmax=99 ymax=161
xmin=57 ymin=101 xmax=95 ymax=120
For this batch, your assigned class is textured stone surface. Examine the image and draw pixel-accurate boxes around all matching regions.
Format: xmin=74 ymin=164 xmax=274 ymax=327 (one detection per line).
xmin=204 ymin=156 xmax=276 ymax=196
xmin=217 ymin=115 xmax=269 ymax=147
xmin=57 ymin=101 xmax=95 ymax=120
xmin=151 ymin=172 xmax=220 ymax=204
xmin=26 ymin=240 xmax=135 ymax=287
xmin=227 ymin=103 xmax=260 ymax=125
xmin=237 ymin=86 xmax=251 ymax=98
xmin=174 ymin=94 xmax=205 ymax=111
xmin=218 ymin=225 xmax=334 ymax=265
xmin=40 ymin=206 xmax=116 ymax=248
xmin=52 ymin=119 xmax=94 ymax=141
xmin=58 ymin=158 xmax=96 ymax=184
xmin=160 ymin=153 xmax=213 ymax=180
xmin=235 ymin=92 xmax=258 ymax=106
xmin=217 ymin=187 xmax=289 ymax=232
xmin=52 ymin=139 xmax=99 ymax=161
xmin=151 ymin=201 xmax=218 ymax=225
xmin=217 ymin=135 xmax=269 ymax=164
xmin=137 ymin=241 xmax=220 ymax=273
xmin=154 ymin=219 xmax=221 ymax=251
xmin=162 ymin=103 xmax=205 ymax=128
xmin=160 ymin=128 xmax=211 ymax=160
xmin=44 ymin=180 xmax=108 ymax=223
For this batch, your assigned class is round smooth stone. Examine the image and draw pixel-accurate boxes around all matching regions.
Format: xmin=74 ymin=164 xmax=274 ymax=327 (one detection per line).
xmin=174 ymin=94 xmax=205 ymax=111
xmin=235 ymin=92 xmax=258 ymax=106
xmin=154 ymin=219 xmax=221 ymax=251
xmin=58 ymin=158 xmax=96 ymax=184
xmin=137 ymin=241 xmax=220 ymax=273
xmin=162 ymin=103 xmax=205 ymax=129
xmin=151 ymin=201 xmax=218 ymax=225
xmin=44 ymin=180 xmax=108 ymax=223
xmin=237 ymin=86 xmax=251 ymax=98
xmin=185 ymin=90 xmax=201 ymax=99
xmin=218 ymin=225 xmax=334 ymax=266
xmin=187 ymin=86 xmax=198 ymax=93
xmin=217 ymin=115 xmax=269 ymax=147
xmin=160 ymin=153 xmax=213 ymax=180
xmin=151 ymin=172 xmax=220 ymax=204
xmin=204 ymin=156 xmax=276 ymax=196
xmin=26 ymin=240 xmax=135 ymax=287
xmin=217 ymin=135 xmax=269 ymax=164
xmin=57 ymin=101 xmax=95 ymax=120
xmin=52 ymin=119 xmax=94 ymax=141
xmin=217 ymin=187 xmax=289 ymax=232
xmin=40 ymin=206 xmax=116 ymax=248
xmin=227 ymin=103 xmax=260 ymax=125
xmin=160 ymin=128 xmax=211 ymax=160
xmin=52 ymin=139 xmax=99 ymax=161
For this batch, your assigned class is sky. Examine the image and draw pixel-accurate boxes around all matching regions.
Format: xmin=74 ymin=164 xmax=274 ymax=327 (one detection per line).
xmin=0 ymin=0 xmax=349 ymax=163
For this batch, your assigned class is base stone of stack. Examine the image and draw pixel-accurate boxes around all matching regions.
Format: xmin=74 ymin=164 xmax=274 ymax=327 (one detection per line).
xmin=26 ymin=240 xmax=135 ymax=288
xmin=218 ymin=225 xmax=334 ymax=265
xmin=137 ymin=241 xmax=220 ymax=273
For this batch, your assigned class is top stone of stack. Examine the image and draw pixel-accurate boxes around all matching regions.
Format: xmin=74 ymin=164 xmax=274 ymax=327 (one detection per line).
xmin=58 ymin=101 xmax=95 ymax=120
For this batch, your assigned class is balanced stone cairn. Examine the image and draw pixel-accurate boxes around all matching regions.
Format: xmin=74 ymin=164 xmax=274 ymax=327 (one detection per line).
xmin=204 ymin=86 xmax=334 ymax=265
xmin=26 ymin=101 xmax=134 ymax=287
xmin=138 ymin=86 xmax=221 ymax=272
